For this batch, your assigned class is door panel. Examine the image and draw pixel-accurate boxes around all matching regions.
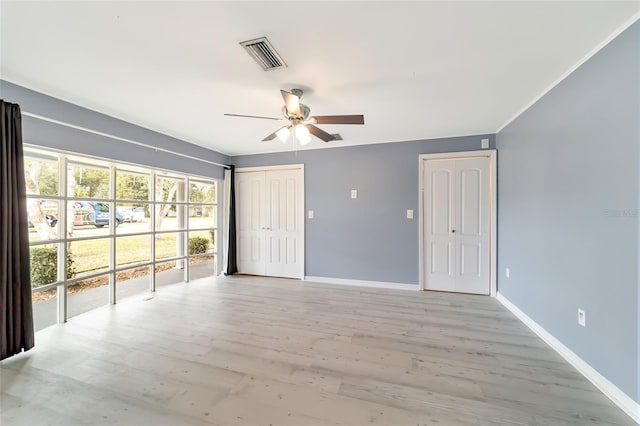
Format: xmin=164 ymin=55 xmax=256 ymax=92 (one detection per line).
xmin=459 ymin=243 xmax=480 ymax=277
xmin=269 ymin=237 xmax=280 ymax=263
xmin=424 ymin=160 xmax=456 ymax=291
xmin=265 ymin=170 xmax=303 ymax=278
xmin=237 ymin=172 xmax=265 ymax=275
xmin=455 ymin=158 xmax=489 ymax=294
xmin=430 ymin=242 xmax=452 ymax=275
xmin=431 ymin=169 xmax=454 ymax=235
xmin=459 ymin=168 xmax=481 ymax=236
xmin=286 ymin=238 xmax=297 ymax=264
xmin=286 ymin=178 xmax=296 ymax=232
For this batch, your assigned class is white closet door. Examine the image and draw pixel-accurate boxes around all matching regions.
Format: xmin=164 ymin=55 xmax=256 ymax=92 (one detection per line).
xmin=423 ymin=157 xmax=490 ymax=295
xmin=237 ymin=171 xmax=266 ymax=275
xmin=236 ymin=167 xmax=304 ymax=279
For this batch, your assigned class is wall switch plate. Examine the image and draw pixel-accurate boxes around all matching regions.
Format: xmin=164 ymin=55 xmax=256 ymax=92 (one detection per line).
xmin=407 ymin=209 xmax=414 ymax=219
xmin=481 ymin=138 xmax=490 ymax=149
xmin=351 ymin=189 xmax=358 ymax=199
xmin=505 ymin=267 xmax=510 ymax=278
xmin=308 ymin=210 xmax=314 ymax=219
xmin=578 ymin=309 xmax=586 ymax=327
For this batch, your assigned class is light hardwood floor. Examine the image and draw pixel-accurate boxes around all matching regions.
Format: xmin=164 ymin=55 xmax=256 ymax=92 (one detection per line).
xmin=1 ymin=275 xmax=634 ymax=425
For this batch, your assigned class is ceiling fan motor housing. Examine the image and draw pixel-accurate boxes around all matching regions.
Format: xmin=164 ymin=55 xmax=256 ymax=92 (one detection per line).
xmin=282 ymin=104 xmax=310 ymax=121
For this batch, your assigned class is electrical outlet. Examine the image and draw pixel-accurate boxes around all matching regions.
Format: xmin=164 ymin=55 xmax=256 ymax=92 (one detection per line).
xmin=351 ymin=189 xmax=358 ymax=199
xmin=578 ymin=309 xmax=586 ymax=327
xmin=407 ymin=209 xmax=413 ymax=219
xmin=308 ymin=210 xmax=314 ymax=219
xmin=505 ymin=267 xmax=510 ymax=279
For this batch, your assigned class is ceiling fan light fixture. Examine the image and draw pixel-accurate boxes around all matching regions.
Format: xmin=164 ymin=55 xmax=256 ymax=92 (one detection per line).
xmin=296 ymin=124 xmax=311 ymax=145
xmin=276 ymin=126 xmax=291 ymax=142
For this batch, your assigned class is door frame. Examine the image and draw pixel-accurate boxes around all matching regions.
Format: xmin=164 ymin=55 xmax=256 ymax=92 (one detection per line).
xmin=235 ymin=164 xmax=305 ymax=279
xmin=418 ymin=150 xmax=497 ymax=296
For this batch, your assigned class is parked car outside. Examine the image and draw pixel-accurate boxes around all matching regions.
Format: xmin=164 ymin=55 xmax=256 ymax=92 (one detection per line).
xmin=28 ymin=200 xmax=123 ymax=228
xmin=74 ymin=201 xmax=123 ymax=228
xmin=117 ymin=206 xmax=146 ymax=223
xmin=131 ymin=207 xmax=146 ymax=222
xmin=27 ymin=213 xmax=58 ymax=228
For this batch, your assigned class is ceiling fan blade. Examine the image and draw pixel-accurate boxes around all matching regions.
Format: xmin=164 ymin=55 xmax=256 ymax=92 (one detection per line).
xmin=281 ymin=89 xmax=301 ymax=116
xmin=224 ymin=113 xmax=282 ymax=121
xmin=312 ymin=115 xmax=364 ymax=125
xmin=307 ymin=124 xmax=337 ymax=142
xmin=262 ymin=125 xmax=289 ymax=142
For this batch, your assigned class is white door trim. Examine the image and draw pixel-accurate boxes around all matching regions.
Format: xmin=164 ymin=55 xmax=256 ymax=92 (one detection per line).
xmin=236 ymin=164 xmax=305 ymax=173
xmin=419 ymin=150 xmax=497 ymax=296
xmin=235 ymin=164 xmax=305 ymax=279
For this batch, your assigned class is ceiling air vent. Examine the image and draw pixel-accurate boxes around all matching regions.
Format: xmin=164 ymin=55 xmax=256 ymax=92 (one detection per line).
xmin=240 ymin=37 xmax=287 ymax=71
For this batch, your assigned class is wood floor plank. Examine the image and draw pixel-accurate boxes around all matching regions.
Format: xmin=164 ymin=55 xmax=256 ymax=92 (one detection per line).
xmin=1 ymin=274 xmax=634 ymax=425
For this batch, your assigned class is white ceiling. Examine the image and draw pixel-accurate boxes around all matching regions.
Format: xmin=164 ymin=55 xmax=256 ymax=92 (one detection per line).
xmin=2 ymin=1 xmax=639 ymax=156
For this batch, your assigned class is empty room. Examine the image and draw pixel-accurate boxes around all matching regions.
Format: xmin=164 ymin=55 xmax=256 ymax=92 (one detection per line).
xmin=1 ymin=1 xmax=639 ymax=425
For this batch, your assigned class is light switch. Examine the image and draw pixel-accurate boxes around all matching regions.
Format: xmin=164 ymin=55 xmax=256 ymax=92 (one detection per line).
xmin=308 ymin=210 xmax=314 ymax=219
xmin=481 ymin=138 xmax=489 ymax=149
xmin=407 ymin=209 xmax=414 ymax=219
xmin=351 ymin=189 xmax=358 ymax=199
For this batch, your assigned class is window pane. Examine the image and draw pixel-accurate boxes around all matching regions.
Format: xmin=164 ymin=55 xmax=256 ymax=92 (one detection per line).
xmin=69 ymin=238 xmax=110 ymax=276
xmin=188 ymin=230 xmax=214 ymax=255
xmin=67 ymin=274 xmax=109 ymax=320
xmin=116 ymin=265 xmax=151 ymax=301
xmin=155 ymin=232 xmax=184 ymax=261
xmin=116 ymin=235 xmax=150 ymax=267
xmin=30 ymin=245 xmax=61 ymax=287
xmin=69 ymin=163 xmax=110 ymax=199
xmin=155 ymin=176 xmax=185 ymax=203
xmin=24 ymin=151 xmax=59 ymax=196
xmin=68 ymin=201 xmax=113 ymax=238
xmin=32 ymin=288 xmax=57 ymax=331
xmin=28 ymin=198 xmax=60 ymax=243
xmin=189 ymin=180 xmax=216 ymax=203
xmin=154 ymin=260 xmax=185 ymax=289
xmin=188 ymin=205 xmax=216 ymax=230
xmin=116 ymin=203 xmax=150 ymax=234
xmin=189 ymin=256 xmax=216 ymax=279
xmin=157 ymin=204 xmax=186 ymax=231
xmin=116 ymin=170 xmax=149 ymax=201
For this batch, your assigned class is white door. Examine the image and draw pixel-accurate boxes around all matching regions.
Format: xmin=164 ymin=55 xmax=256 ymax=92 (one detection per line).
xmin=237 ymin=168 xmax=304 ymax=279
xmin=237 ymin=171 xmax=265 ymax=275
xmin=423 ymin=157 xmax=490 ymax=295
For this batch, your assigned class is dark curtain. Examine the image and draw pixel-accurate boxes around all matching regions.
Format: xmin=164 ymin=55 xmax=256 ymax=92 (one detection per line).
xmin=0 ymin=100 xmax=34 ymax=360
xmin=225 ymin=165 xmax=238 ymax=275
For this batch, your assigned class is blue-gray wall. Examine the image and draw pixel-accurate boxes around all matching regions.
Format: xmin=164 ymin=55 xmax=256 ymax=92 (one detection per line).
xmin=0 ymin=80 xmax=229 ymax=179
xmin=232 ymin=136 xmax=495 ymax=284
xmin=497 ymin=21 xmax=639 ymax=402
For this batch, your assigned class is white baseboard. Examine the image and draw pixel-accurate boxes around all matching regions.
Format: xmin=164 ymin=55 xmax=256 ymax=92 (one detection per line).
xmin=496 ymin=293 xmax=639 ymax=424
xmin=304 ymin=276 xmax=418 ymax=291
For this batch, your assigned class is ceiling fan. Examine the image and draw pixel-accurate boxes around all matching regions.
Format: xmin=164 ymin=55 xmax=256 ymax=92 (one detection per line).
xmin=224 ymin=88 xmax=364 ymax=144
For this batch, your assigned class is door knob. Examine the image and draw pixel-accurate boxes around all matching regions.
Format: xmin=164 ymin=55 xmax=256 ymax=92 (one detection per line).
xmin=451 ymin=229 xmax=456 ymax=233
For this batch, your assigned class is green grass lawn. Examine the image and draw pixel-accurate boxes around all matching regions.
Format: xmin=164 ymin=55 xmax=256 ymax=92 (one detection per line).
xmin=69 ymin=231 xmax=214 ymax=274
